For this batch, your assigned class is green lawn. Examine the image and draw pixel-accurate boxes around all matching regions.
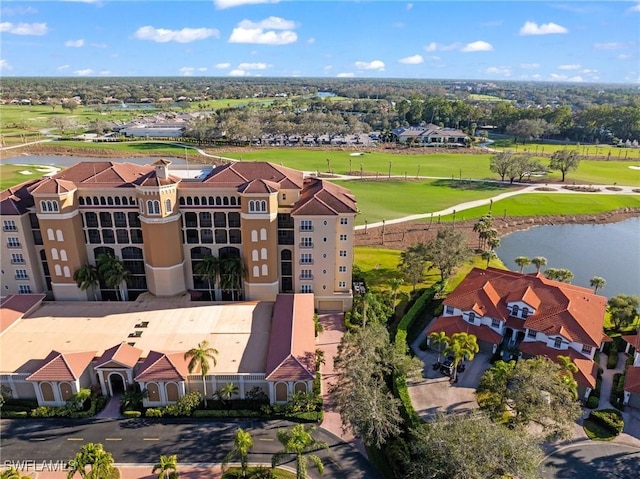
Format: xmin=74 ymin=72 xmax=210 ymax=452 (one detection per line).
xmin=583 ymin=418 xmax=618 ymax=441
xmin=437 ymin=193 xmax=640 ymax=222
xmin=44 ymin=140 xmax=196 ymax=157
xmin=335 ymin=179 xmax=517 ymax=225
xmin=499 ymin=142 xmax=640 ymax=160
xmin=0 ymin=164 xmax=63 ymax=190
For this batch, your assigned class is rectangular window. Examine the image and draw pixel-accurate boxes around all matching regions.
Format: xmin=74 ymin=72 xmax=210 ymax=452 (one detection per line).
xmin=116 ymin=229 xmax=129 ymax=244
xmin=228 ymin=212 xmax=241 ymax=228
xmin=340 ymin=217 xmax=348 ymax=225
xmin=102 ymin=230 xmax=115 ymax=244
xmin=527 ymin=329 xmax=537 ymax=339
xmin=491 ymin=318 xmax=500 ymax=328
xmin=15 ymin=269 xmax=28 ymax=280
xmin=19 ymin=285 xmax=32 ymax=294
xmin=300 ymin=269 xmax=313 ymax=279
xmin=338 ymin=281 xmax=346 ymax=288
xmin=301 ymin=237 xmax=313 ymax=248
xmin=88 ymin=230 xmax=101 ymax=244
xmin=33 ymin=230 xmax=43 ymax=245
xmin=300 ymin=253 xmax=313 ymax=264
xmin=29 ymin=213 xmax=39 ymax=229
xmin=11 ymin=253 xmax=25 ymax=264
xmin=186 ymin=230 xmax=199 ymax=244
xmin=128 ymin=212 xmax=141 ymax=228
xmin=200 ymin=229 xmax=214 ymax=244
xmin=301 ymin=284 xmax=313 ymax=293
xmin=339 ymin=265 xmax=347 ymax=273
xmin=114 ymin=212 xmax=127 ymax=227
xmin=553 ymin=337 xmax=563 ymax=348
xmin=7 ymin=237 xmax=20 ymax=248
xmin=278 ymin=230 xmax=294 ymax=245
xmin=3 ymin=220 xmax=17 ymax=231
xmin=445 ymin=306 xmax=454 ymax=315
xmin=84 ymin=212 xmax=98 ymax=228
xmin=199 ymin=212 xmax=212 ymax=227
xmin=214 ymin=229 xmax=228 ymax=244
xmin=229 ymin=229 xmax=242 ymax=244
xmin=300 ymin=220 xmax=313 ymax=231
xmin=582 ymin=344 xmax=593 ymax=354
xmin=99 ymin=212 xmax=113 ymax=227
xmin=339 ymin=234 xmax=347 ymax=241
xmin=214 ymin=212 xmax=226 ymax=228
xmin=130 ymin=229 xmax=143 ymax=243
xmin=339 ymin=250 xmax=347 ymax=257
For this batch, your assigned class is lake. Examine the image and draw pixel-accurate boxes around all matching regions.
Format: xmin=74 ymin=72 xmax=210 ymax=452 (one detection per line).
xmin=495 ymin=217 xmax=640 ymax=298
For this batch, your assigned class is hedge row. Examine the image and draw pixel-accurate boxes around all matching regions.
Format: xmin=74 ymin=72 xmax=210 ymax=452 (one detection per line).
xmin=2 ymin=396 xmax=107 ymax=419
xmin=610 ymin=373 xmax=626 ymax=410
xmin=589 ymin=409 xmax=624 ymax=435
xmin=606 ymin=343 xmax=619 ymax=369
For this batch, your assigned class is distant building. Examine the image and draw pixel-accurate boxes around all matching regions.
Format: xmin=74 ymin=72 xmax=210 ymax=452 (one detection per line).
xmin=392 ymin=124 xmax=468 ymax=146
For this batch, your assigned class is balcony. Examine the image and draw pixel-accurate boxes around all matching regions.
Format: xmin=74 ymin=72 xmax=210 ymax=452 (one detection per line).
xmin=299 ymin=242 xmax=314 ymax=249
xmin=15 ymin=274 xmax=29 ymax=280
xmin=299 ymin=259 xmax=314 ymax=265
xmin=11 ymin=259 xmax=26 ymax=265
xmin=3 ymin=225 xmax=18 ymax=232
xmin=7 ymin=243 xmax=21 ymax=249
xmin=299 ymin=226 xmax=314 ymax=232
xmin=299 ymin=274 xmax=314 ymax=280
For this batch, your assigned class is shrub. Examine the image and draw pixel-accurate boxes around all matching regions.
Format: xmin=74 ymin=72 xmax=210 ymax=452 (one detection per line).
xmin=192 ymin=409 xmax=261 ymax=418
xmin=586 ymin=395 xmax=599 ymax=409
xmin=589 ymin=409 xmax=624 ymax=435
xmin=30 ymin=406 xmax=58 ymax=417
xmin=123 ymin=410 xmax=141 ymax=418
xmin=1 ymin=410 xmax=29 ymax=418
xmin=607 ymin=347 xmax=619 ymax=369
xmin=145 ymin=408 xmax=163 ymax=418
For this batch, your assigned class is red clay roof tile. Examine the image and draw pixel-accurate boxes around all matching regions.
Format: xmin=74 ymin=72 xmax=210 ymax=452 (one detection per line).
xmin=26 ymin=350 xmax=96 ymax=382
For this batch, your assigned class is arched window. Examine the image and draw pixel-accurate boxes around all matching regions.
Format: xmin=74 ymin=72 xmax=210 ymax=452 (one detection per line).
xmin=294 ymin=382 xmax=307 ymax=394
xmin=146 ymin=383 xmax=160 ymax=402
xmin=122 ymin=196 xmax=128 ymax=205
xmin=40 ymin=200 xmax=47 ymax=212
xmin=107 ymin=197 xmax=114 ymax=205
xmin=261 ymin=248 xmax=267 ymax=260
xmin=260 ymin=228 xmax=267 ymax=241
xmin=186 ymin=197 xmax=193 ymax=206
xmin=59 ymin=382 xmax=73 ymax=401
xmin=249 ymin=200 xmax=255 ymax=212
xmin=100 ymin=197 xmax=106 ymax=206
xmin=179 ymin=197 xmax=185 ymax=206
xmin=146 ymin=200 xmax=160 ymax=215
xmin=79 ymin=197 xmax=85 ymax=206
xmin=54 ymin=264 xmax=62 ymax=276
xmin=40 ymin=382 xmax=54 ymax=402
xmin=252 ymin=250 xmax=259 ymax=261
xmin=51 ymin=248 xmax=59 ymax=260
xmin=86 ymin=197 xmax=92 ymax=205
xmin=129 ymin=197 xmax=135 ymax=205
xmin=230 ymin=197 xmax=237 ymax=206
xmin=165 ymin=199 xmax=172 ymax=214
xmin=56 ymin=230 xmax=64 ymax=242
xmin=208 ymin=196 xmax=214 ymax=205
xmin=216 ymin=196 xmax=222 ymax=206
xmin=251 ymin=230 xmax=258 ymax=242
xmin=511 ymin=305 xmax=519 ymax=317
xmin=223 ymin=196 xmax=229 ymax=206
xmin=201 ymin=196 xmax=207 ymax=206
xmin=275 ymin=382 xmax=287 ymax=402
xmin=60 ymin=250 xmax=67 ymax=261
xmin=194 ymin=197 xmax=200 ymax=206
xmin=468 ymin=311 xmax=476 ymax=323
xmin=47 ymin=228 xmax=55 ymax=241
xmin=253 ymin=265 xmax=260 ymax=277
xmin=260 ymin=200 xmax=267 ymax=212
xmin=261 ymin=264 xmax=268 ymax=276
xmin=93 ymin=196 xmax=99 ymax=205
xmin=63 ymin=266 xmax=70 ymax=277
xmin=166 ymin=383 xmax=179 ymax=402
xmin=114 ymin=197 xmax=121 ymax=205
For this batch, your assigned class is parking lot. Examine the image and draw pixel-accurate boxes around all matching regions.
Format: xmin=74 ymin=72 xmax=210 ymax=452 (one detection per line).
xmin=407 ymin=348 xmax=492 ymax=419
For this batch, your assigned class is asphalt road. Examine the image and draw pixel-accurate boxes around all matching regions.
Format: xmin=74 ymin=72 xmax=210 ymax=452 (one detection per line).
xmin=0 ymin=418 xmax=379 ymax=479
xmin=539 ymin=442 xmax=640 ymax=479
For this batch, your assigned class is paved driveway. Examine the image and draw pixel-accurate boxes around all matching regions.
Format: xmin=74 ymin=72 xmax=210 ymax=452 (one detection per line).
xmin=539 ymin=442 xmax=640 ymax=478
xmin=407 ymin=349 xmax=491 ymax=418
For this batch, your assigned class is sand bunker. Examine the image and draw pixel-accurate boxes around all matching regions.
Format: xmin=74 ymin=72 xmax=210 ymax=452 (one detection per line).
xmin=629 ymin=166 xmax=640 ymax=170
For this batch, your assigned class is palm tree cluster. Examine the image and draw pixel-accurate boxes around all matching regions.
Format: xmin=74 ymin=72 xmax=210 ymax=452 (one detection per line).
xmin=473 ymin=214 xmax=501 ymax=267
xmin=73 ymin=253 xmax=132 ymax=301
xmin=272 ymin=424 xmax=328 ymax=479
xmin=66 ymin=443 xmax=117 ymax=479
xmin=184 ymin=340 xmax=219 ymax=407
xmin=194 ymin=253 xmax=246 ymax=301
xmin=428 ymin=332 xmax=479 ymax=382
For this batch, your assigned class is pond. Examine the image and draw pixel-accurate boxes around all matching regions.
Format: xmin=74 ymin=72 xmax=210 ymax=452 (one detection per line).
xmin=495 ymin=217 xmax=640 ymax=298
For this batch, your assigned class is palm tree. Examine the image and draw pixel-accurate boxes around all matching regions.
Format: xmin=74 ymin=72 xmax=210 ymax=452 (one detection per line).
xmin=472 ymin=214 xmax=493 ymax=250
xmin=389 ymin=278 xmax=404 ymax=306
xmin=1 ymin=468 xmax=31 ymax=479
xmin=590 ymin=276 xmax=606 ymax=294
xmin=557 ymin=355 xmax=579 ymax=399
xmin=194 ymin=254 xmax=221 ymax=301
xmin=444 ymin=332 xmax=479 ymax=382
xmin=67 ymin=443 xmax=117 ymax=479
xmin=531 ymin=256 xmax=548 ymax=273
xmin=514 ymin=256 xmax=531 ymax=273
xmin=184 ymin=340 xmax=218 ymax=407
xmin=216 ymin=382 xmax=239 ymax=405
xmin=487 ymin=237 xmax=500 ymax=251
xmin=152 ymin=454 xmax=178 ymax=479
xmin=481 ymin=250 xmax=497 ymax=267
xmin=97 ymin=253 xmax=131 ymax=301
xmin=222 ymin=428 xmax=254 ymax=477
xmin=428 ymin=331 xmax=450 ymax=363
xmin=272 ymin=424 xmax=329 ymax=479
xmin=73 ymin=264 xmax=100 ymax=300
xmin=220 ymin=256 xmax=246 ymax=301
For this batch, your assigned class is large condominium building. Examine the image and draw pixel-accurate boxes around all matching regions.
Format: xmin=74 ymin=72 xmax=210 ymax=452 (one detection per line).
xmin=0 ymin=160 xmax=357 ymax=311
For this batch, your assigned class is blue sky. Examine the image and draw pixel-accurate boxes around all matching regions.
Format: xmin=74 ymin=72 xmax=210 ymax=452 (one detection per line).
xmin=1 ymin=0 xmax=639 ymax=83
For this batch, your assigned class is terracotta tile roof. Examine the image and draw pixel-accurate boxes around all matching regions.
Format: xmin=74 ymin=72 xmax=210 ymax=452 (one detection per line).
xmin=237 ymin=178 xmax=280 ymax=194
xmin=291 ymin=178 xmax=357 ymax=216
xmin=446 ymin=268 xmax=607 ymax=347
xmin=518 ymin=341 xmax=597 ymax=389
xmin=203 ymin=162 xmax=304 ymax=190
xmin=42 ymin=161 xmax=154 ymax=187
xmin=137 ymin=171 xmax=181 ymax=187
xmin=95 ymin=342 xmax=142 ymax=369
xmin=26 ymin=350 xmax=96 ymax=382
xmin=0 ymin=179 xmax=38 ymax=215
xmin=0 ymin=294 xmax=46 ymax=333
xmin=624 ymin=366 xmax=640 ymax=394
xmin=621 ymin=334 xmax=639 ymax=350
xmin=265 ymin=294 xmax=316 ymax=381
xmin=425 ymin=315 xmax=503 ymax=345
xmin=29 ymin=178 xmax=76 ymax=195
xmin=135 ymin=351 xmax=189 ymax=382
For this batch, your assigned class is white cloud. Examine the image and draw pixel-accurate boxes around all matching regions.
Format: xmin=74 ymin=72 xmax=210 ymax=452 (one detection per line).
xmin=134 ymin=26 xmax=220 ymax=43
xmin=0 ymin=22 xmax=48 ymax=35
xmin=594 ymin=42 xmax=624 ymax=50
xmin=520 ymin=63 xmax=541 ymax=69
xmin=199 ymin=67 xmax=207 ymax=72
xmin=549 ymin=73 xmax=584 ymax=82
xmin=237 ymin=62 xmax=268 ymax=70
xmin=228 ymin=17 xmax=298 ymax=45
xmin=424 ymin=42 xmax=438 ymax=52
xmin=1 ymin=6 xmax=38 ymax=15
xmin=90 ymin=42 xmax=108 ymax=48
xmin=484 ymin=66 xmax=512 ymax=76
xmin=238 ymin=17 xmax=297 ymax=30
xmin=355 ymin=60 xmax=385 ymax=71
xmin=428 ymin=55 xmax=441 ymax=61
xmin=398 ymin=54 xmax=424 ymax=65
xmin=627 ymin=2 xmax=640 ymax=13
xmin=461 ymin=40 xmax=493 ymax=52
xmin=582 ymin=68 xmax=598 ymax=74
xmin=558 ymin=64 xmax=580 ymax=70
xmin=99 ymin=70 xmax=110 ymax=75
xmin=337 ymin=72 xmax=355 ymax=78
xmin=57 ymin=64 xmax=70 ymax=70
xmin=180 ymin=67 xmax=196 ymax=76
xmin=229 ymin=69 xmax=248 ymax=76
xmin=215 ymin=62 xmax=231 ymax=69
xmin=406 ymin=3 xmax=413 ymax=10
xmin=519 ymin=21 xmax=568 ymax=36
xmin=617 ymin=54 xmax=633 ymax=60
xmin=323 ymin=65 xmax=333 ymax=71
xmin=0 ymin=59 xmax=12 ymax=71
xmin=74 ymin=69 xmax=94 ymax=76
xmin=65 ymin=39 xmax=85 ymax=48
xmin=214 ymin=0 xmax=279 ymax=9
